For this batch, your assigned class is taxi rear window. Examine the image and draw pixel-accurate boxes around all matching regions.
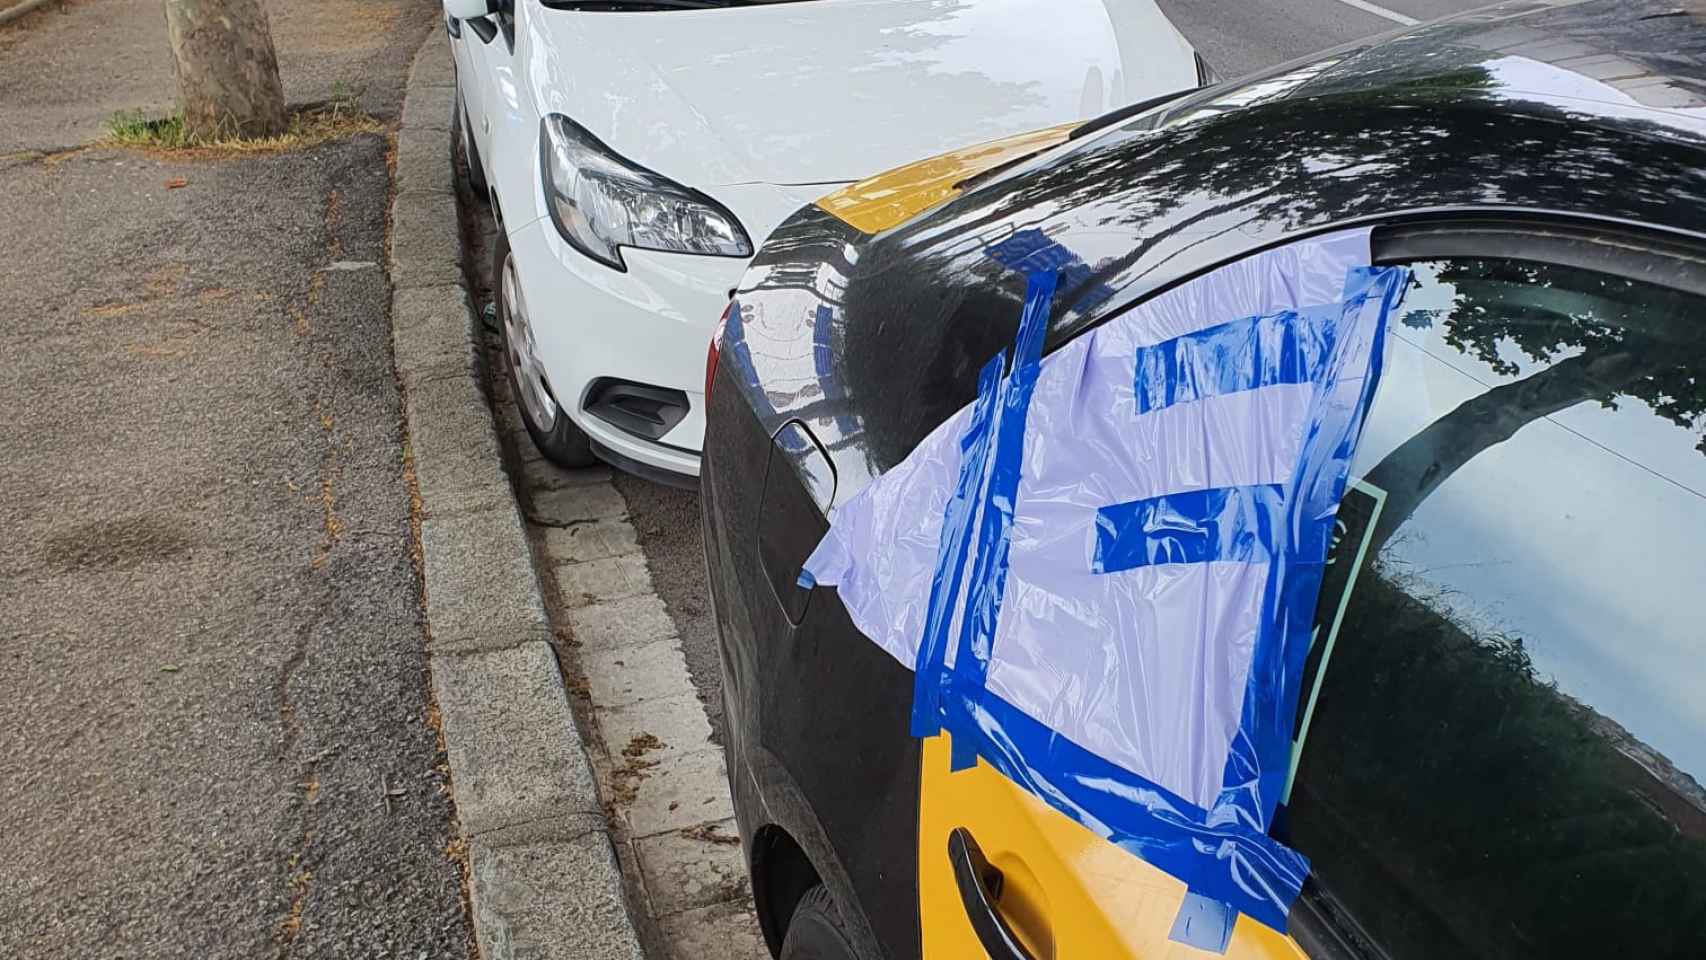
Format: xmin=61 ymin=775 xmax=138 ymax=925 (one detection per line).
xmin=1285 ymin=255 xmax=1706 ymax=957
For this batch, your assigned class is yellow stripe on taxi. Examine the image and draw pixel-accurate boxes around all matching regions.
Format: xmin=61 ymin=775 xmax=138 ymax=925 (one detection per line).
xmin=815 ymin=122 xmax=1079 ymax=234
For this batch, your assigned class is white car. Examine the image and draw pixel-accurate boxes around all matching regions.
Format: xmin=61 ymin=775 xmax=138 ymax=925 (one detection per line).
xmin=444 ymin=0 xmax=1205 ymax=483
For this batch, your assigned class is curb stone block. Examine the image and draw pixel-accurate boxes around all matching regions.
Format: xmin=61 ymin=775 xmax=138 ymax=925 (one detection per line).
xmin=557 ymin=554 xmax=653 ymax=608
xmin=580 ymin=639 xmax=695 ymax=709
xmin=472 ymin=810 xmax=610 ymax=850
xmin=617 ymin=748 xmax=736 ymax=839
xmin=635 ymin=821 xmax=749 ymax=917
xmin=394 ymin=127 xmax=455 ymax=198
xmin=402 ymin=81 xmax=456 ymax=133
xmin=391 ymin=283 xmax=478 ymax=388
xmin=406 ymin=374 xmax=511 ymax=511
xmin=524 ymin=483 xmax=629 ymax=526
xmin=542 ymin=518 xmax=640 ymax=565
xmin=471 ymin=833 xmax=646 ymax=960
xmin=390 ymin=194 xmax=463 ymax=290
xmin=410 ymin=37 xmax=458 ymax=89
xmin=565 ymin=594 xmax=675 ymax=650
xmin=393 ymin=281 xmax=471 ymax=331
xmin=433 ymin=642 xmax=602 ymax=836
xmin=598 ymin=692 xmax=717 ymax=766
xmin=420 ymin=506 xmax=551 ymax=653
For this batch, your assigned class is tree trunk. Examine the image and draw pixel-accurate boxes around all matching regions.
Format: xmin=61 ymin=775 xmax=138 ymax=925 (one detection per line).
xmin=162 ymin=0 xmax=287 ymax=141
xmin=1364 ymin=348 xmax=1644 ymax=555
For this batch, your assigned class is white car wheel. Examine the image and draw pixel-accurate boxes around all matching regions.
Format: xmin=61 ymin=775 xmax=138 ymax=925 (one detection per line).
xmin=496 ymin=235 xmax=596 ymax=467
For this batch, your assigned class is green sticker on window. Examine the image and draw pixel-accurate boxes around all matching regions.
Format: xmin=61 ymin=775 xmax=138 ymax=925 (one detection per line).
xmin=1283 ymin=476 xmax=1387 ymax=803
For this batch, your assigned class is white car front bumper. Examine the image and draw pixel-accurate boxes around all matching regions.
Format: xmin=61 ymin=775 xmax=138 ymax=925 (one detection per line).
xmin=506 ymin=216 xmax=749 ymax=480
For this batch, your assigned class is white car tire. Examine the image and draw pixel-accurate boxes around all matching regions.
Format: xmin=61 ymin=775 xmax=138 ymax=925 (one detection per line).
xmin=494 ymin=231 xmax=597 ymax=468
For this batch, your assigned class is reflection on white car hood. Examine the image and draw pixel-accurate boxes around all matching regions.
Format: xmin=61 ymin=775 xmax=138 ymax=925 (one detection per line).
xmin=524 ymin=0 xmax=1198 ymax=187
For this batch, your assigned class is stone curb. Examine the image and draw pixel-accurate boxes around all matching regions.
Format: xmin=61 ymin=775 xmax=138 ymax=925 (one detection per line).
xmin=391 ymin=32 xmax=645 ymax=960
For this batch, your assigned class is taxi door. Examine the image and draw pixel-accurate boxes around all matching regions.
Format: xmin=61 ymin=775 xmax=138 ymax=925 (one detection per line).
xmin=807 ymin=122 xmax=1320 ymax=960
xmin=917 ymin=734 xmax=1310 ymax=959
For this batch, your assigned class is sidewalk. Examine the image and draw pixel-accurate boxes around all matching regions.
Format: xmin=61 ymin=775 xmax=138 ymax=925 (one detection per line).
xmin=0 ymin=2 xmax=469 ymax=957
xmin=0 ymin=0 xmax=421 ymax=153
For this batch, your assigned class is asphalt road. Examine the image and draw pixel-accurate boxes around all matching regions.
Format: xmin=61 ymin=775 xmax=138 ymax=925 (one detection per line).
xmin=0 ymin=2 xmax=470 ymax=958
xmin=614 ymin=0 xmax=1492 ymax=745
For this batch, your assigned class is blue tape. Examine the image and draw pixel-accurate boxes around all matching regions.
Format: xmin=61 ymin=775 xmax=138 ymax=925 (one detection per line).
xmin=1133 ymin=307 xmax=1336 ymax=414
xmin=910 ymin=352 xmax=1005 ymax=740
xmin=1171 ymin=891 xmax=1238 ymax=953
xmin=1211 ymin=265 xmax=1408 ymax=839
xmin=904 ymin=237 xmax=1407 ymax=944
xmin=941 ymin=269 xmax=1057 ymax=770
xmin=936 ymin=681 xmax=1310 ymax=932
xmin=1092 ymin=483 xmax=1287 ymax=575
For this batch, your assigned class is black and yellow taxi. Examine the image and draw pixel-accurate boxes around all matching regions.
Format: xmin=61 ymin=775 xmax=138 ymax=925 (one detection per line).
xmin=700 ymin=2 xmax=1706 ymax=957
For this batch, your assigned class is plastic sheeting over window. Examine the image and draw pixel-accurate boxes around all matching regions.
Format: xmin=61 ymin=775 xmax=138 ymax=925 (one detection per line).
xmin=800 ymin=228 xmax=1410 ymax=941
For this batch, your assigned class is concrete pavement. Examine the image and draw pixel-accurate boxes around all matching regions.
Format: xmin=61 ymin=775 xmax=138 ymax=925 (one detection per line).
xmin=0 ymin=0 xmax=424 ymax=153
xmin=0 ymin=2 xmax=469 ymax=957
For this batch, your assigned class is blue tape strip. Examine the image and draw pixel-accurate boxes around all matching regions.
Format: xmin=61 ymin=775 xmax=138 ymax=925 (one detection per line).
xmin=944 ymin=270 xmax=1057 ymax=771
xmin=910 ymin=352 xmax=1005 ymax=740
xmin=1133 ymin=307 xmax=1337 ymax=414
xmin=1091 ymin=483 xmax=1287 ymax=575
xmin=936 ymin=682 xmax=1309 ymax=932
xmin=1171 ymin=891 xmax=1239 ymax=953
xmin=1210 ymin=265 xmax=1408 ymax=841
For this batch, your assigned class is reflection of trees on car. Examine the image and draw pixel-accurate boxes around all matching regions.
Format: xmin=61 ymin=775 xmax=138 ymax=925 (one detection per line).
xmin=1293 ymin=565 xmax=1706 ymax=958
xmin=1365 ymin=259 xmax=1706 ymax=552
xmin=834 ymin=37 xmax=1706 ymax=475
xmin=1294 ymin=258 xmax=1706 ymax=956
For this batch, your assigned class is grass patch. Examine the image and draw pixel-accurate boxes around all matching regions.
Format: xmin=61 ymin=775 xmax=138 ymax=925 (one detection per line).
xmin=104 ymin=111 xmax=187 ymax=147
xmin=101 ymin=103 xmax=384 ymax=156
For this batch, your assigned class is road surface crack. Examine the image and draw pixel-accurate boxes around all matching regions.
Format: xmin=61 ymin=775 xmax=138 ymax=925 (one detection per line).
xmin=273 ymin=622 xmax=320 ymax=957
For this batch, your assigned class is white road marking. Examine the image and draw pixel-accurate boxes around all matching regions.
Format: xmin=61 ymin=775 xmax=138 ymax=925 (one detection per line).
xmin=1327 ymin=0 xmax=1421 ymax=26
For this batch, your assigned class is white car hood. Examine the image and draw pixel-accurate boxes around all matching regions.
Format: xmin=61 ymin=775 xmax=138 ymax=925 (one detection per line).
xmin=521 ymin=0 xmax=1198 ymax=188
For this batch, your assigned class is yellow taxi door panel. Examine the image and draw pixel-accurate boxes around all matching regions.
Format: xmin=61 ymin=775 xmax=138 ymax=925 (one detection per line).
xmin=918 ymin=733 xmax=1308 ymax=959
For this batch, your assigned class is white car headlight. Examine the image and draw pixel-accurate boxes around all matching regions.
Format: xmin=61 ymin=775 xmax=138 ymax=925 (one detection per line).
xmin=539 ymin=114 xmax=752 ymax=270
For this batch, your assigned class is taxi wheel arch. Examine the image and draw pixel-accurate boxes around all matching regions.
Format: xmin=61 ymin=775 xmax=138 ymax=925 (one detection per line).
xmin=751 ymin=824 xmax=821 ymax=956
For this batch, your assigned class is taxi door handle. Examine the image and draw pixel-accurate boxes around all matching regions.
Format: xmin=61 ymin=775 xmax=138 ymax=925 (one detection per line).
xmin=949 ymin=827 xmax=1038 ymax=960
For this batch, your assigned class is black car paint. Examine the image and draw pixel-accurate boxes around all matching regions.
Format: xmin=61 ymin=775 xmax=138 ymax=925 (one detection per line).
xmin=703 ymin=370 xmax=924 ymax=958
xmin=702 ymin=2 xmax=1706 ymax=957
